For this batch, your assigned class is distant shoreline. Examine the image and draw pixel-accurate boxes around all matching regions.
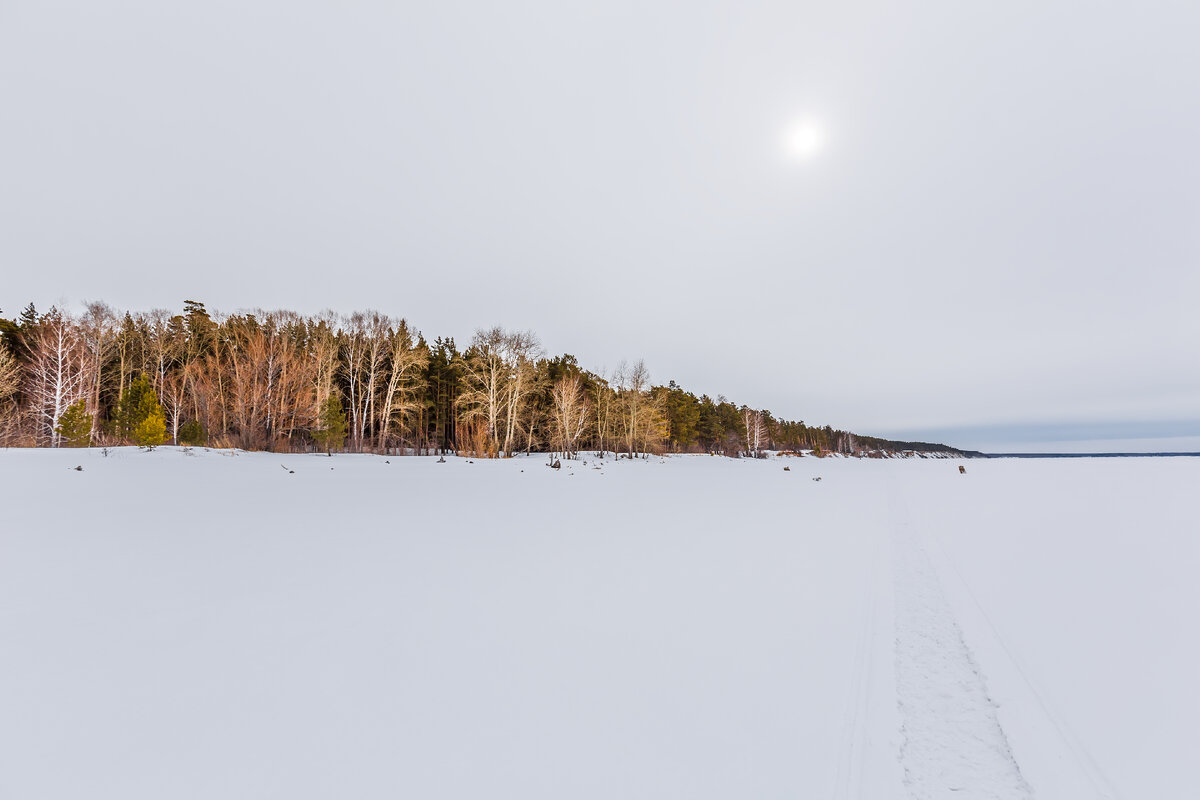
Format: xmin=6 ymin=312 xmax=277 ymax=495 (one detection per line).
xmin=983 ymin=452 xmax=1200 ymax=459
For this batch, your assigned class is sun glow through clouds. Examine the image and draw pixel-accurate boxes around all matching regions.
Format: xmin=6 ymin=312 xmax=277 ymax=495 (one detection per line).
xmin=783 ymin=120 xmax=825 ymax=161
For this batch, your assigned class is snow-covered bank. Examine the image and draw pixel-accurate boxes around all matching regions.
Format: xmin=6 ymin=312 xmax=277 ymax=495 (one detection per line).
xmin=1 ymin=448 xmax=1195 ymax=798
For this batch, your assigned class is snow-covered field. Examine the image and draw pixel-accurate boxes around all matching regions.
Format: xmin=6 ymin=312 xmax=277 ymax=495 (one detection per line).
xmin=2 ymin=448 xmax=1195 ymax=799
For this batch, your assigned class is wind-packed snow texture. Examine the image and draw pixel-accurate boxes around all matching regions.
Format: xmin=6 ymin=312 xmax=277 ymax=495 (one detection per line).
xmin=1 ymin=448 xmax=1195 ymax=799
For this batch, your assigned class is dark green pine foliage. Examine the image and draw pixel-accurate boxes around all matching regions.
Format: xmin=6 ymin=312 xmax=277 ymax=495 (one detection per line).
xmin=182 ymin=300 xmax=218 ymax=359
xmin=116 ymin=374 xmax=151 ymax=438
xmin=423 ymin=337 xmax=461 ymax=454
xmin=657 ymin=381 xmax=701 ymax=451
xmin=1 ymin=303 xmax=40 ymax=362
xmin=0 ymin=298 xmax=975 ymax=457
xmin=56 ymin=399 xmax=93 ymax=447
xmin=133 ymin=403 xmax=167 ymax=448
xmin=116 ymin=374 xmax=167 ymax=446
xmin=312 ymin=394 xmax=349 ymax=455
xmin=18 ymin=303 xmax=38 ymax=328
xmin=0 ymin=308 xmax=18 ymax=349
xmin=178 ymin=420 xmax=206 ymax=446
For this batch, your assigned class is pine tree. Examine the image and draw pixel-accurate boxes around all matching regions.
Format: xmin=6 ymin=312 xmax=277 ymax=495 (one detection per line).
xmin=178 ymin=419 xmax=206 ymax=446
xmin=18 ymin=303 xmax=38 ymax=328
xmin=116 ymin=374 xmax=155 ymax=439
xmin=117 ymin=374 xmax=167 ymax=447
xmin=133 ymin=404 xmax=167 ymax=448
xmin=0 ymin=309 xmax=19 ymax=351
xmin=55 ymin=399 xmax=93 ymax=447
xmin=182 ymin=300 xmax=217 ymax=359
xmin=312 ymin=394 xmax=348 ymax=455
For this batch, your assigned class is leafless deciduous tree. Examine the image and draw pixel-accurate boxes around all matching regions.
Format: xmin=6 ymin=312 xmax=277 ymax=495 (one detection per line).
xmin=590 ymin=372 xmax=615 ymax=458
xmin=376 ymin=320 xmax=428 ymax=452
xmin=1 ymin=300 xmax=908 ymax=457
xmin=500 ymin=331 xmax=540 ymax=458
xmin=217 ymin=313 xmax=318 ymax=449
xmin=144 ymin=309 xmax=180 ymax=397
xmin=550 ymin=374 xmax=590 ymax=459
xmin=614 ymin=359 xmax=666 ymax=458
xmin=341 ymin=311 xmax=387 ymax=451
xmin=0 ymin=342 xmax=22 ymax=446
xmin=0 ymin=341 xmax=21 ymax=445
xmin=25 ymin=309 xmax=91 ymax=446
xmin=311 ymin=314 xmax=340 ymax=413
xmin=457 ymin=327 xmax=542 ymax=457
xmin=742 ymin=406 xmax=766 ymax=457
xmin=78 ymin=302 xmax=117 ymax=437
xmin=0 ymin=342 xmax=20 ymax=411
xmin=456 ymin=327 xmax=507 ymax=457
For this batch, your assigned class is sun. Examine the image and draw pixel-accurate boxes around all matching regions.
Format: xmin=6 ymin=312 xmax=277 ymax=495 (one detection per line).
xmin=783 ymin=120 xmax=825 ymax=161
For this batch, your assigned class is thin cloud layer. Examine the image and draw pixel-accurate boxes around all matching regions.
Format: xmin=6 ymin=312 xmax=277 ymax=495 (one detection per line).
xmin=2 ymin=1 xmax=1196 ymax=446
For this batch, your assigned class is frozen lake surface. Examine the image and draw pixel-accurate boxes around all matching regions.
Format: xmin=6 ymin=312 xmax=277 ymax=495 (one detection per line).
xmin=2 ymin=448 xmax=1195 ymax=798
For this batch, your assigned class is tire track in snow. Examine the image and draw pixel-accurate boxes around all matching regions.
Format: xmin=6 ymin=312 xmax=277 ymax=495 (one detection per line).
xmin=891 ymin=501 xmax=1033 ymax=799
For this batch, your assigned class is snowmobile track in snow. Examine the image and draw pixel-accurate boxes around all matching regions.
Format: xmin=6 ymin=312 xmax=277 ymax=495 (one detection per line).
xmin=832 ymin=542 xmax=880 ymax=799
xmin=890 ymin=503 xmax=1033 ymax=800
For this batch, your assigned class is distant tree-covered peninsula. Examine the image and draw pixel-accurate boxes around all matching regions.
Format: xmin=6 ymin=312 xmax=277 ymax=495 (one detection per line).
xmin=0 ymin=301 xmax=974 ymax=458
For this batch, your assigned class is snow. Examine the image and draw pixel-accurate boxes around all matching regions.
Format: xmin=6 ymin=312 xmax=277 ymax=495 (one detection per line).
xmin=1 ymin=447 xmax=1196 ymax=798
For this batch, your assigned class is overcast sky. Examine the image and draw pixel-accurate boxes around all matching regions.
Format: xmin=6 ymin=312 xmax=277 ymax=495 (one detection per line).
xmin=2 ymin=1 xmax=1197 ymax=452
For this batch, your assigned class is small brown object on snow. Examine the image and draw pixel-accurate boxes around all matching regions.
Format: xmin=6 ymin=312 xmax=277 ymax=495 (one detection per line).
xmin=959 ymin=465 xmax=966 ymax=474
xmin=73 ymin=465 xmax=83 ymax=472
xmin=812 ymin=476 xmax=822 ymax=482
xmin=549 ymin=459 xmax=561 ymax=470
xmin=783 ymin=466 xmax=790 ymax=471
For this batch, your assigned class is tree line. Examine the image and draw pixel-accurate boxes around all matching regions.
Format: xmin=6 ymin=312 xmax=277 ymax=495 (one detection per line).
xmin=0 ymin=301 xmax=968 ymax=458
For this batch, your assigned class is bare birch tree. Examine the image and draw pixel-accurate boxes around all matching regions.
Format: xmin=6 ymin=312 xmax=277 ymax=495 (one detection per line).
xmin=500 ymin=330 xmax=541 ymax=457
xmin=0 ymin=342 xmax=19 ymax=411
xmin=144 ymin=309 xmax=180 ymax=396
xmin=615 ymin=359 xmax=650 ymax=458
xmin=457 ymin=327 xmax=509 ymax=458
xmin=162 ymin=369 xmax=189 ymax=444
xmin=612 ymin=359 xmax=667 ymax=458
xmin=0 ymin=342 xmax=21 ymax=445
xmin=376 ymin=319 xmax=428 ymax=452
xmin=742 ymin=406 xmax=766 ymax=457
xmin=590 ymin=372 xmax=615 ymax=458
xmin=454 ymin=328 xmax=542 ymax=458
xmin=310 ymin=314 xmax=340 ymax=413
xmin=550 ymin=374 xmax=590 ymax=459
xmin=78 ymin=302 xmax=117 ymax=436
xmin=341 ymin=311 xmax=392 ymax=451
xmin=26 ymin=309 xmax=90 ymax=446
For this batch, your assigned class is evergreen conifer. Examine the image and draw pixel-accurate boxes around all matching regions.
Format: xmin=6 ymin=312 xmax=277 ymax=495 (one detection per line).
xmin=117 ymin=374 xmax=168 ymax=447
xmin=18 ymin=303 xmax=38 ymax=328
xmin=116 ymin=375 xmax=155 ymax=439
xmin=312 ymin=394 xmax=348 ymax=455
xmin=133 ymin=405 xmax=167 ymax=448
xmin=178 ymin=420 xmax=206 ymax=446
xmin=56 ymin=399 xmax=93 ymax=447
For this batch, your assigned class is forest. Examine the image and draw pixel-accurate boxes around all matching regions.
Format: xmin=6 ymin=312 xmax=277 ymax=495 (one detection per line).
xmin=0 ymin=301 xmax=969 ymax=458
